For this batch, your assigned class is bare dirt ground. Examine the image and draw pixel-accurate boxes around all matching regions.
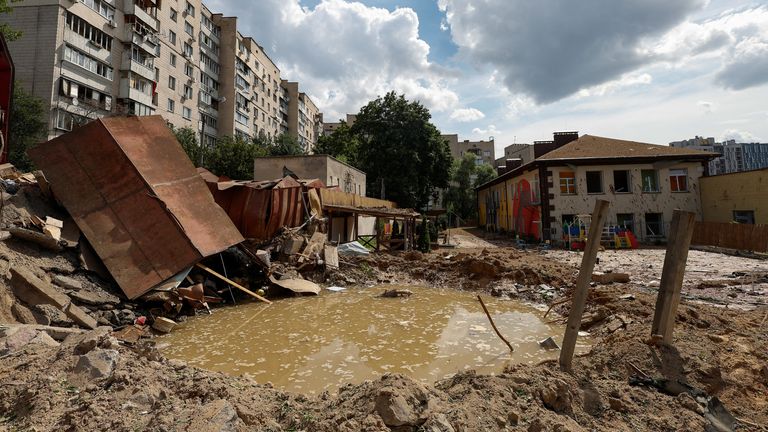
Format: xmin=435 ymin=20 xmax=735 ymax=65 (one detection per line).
xmin=2 ymin=228 xmax=767 ymax=431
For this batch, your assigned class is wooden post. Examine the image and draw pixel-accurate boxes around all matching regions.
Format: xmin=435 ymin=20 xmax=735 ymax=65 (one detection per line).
xmin=559 ymin=199 xmax=610 ymax=371
xmin=651 ymin=210 xmax=696 ymax=344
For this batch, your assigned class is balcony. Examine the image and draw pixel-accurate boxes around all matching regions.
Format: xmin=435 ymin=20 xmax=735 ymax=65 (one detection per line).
xmin=199 ymin=60 xmax=219 ymax=78
xmin=119 ymin=79 xmax=153 ymax=106
xmin=63 ymin=29 xmax=113 ymax=63
xmin=121 ymin=57 xmax=155 ymax=82
xmin=125 ymin=30 xmax=159 ymax=56
xmin=123 ymin=2 xmax=159 ymax=32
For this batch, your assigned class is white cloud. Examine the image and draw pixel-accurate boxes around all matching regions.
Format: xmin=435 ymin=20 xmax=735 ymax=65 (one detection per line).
xmin=721 ymin=129 xmax=761 ymax=142
xmin=450 ymin=108 xmax=485 ymax=122
xmin=208 ymin=0 xmax=459 ymax=120
xmin=698 ymin=100 xmax=715 ymax=113
xmin=471 ymin=124 xmax=500 ymax=138
xmin=576 ymin=73 xmax=653 ymax=98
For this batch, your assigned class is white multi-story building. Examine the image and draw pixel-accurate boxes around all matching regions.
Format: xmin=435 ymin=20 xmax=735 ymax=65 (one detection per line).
xmin=1 ymin=0 xmax=322 ymax=148
xmin=670 ymin=136 xmax=768 ymax=175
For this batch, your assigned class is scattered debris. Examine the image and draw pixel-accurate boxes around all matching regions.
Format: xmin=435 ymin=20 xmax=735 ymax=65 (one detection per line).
xmin=539 ymin=336 xmax=560 ymax=350
xmin=152 ymin=317 xmax=177 ymax=334
xmin=379 ymin=289 xmax=414 ymax=298
xmin=592 ymin=272 xmax=631 ymax=284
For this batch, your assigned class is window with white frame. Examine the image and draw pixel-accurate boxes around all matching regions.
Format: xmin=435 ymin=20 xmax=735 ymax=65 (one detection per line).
xmin=669 ymin=168 xmax=688 ymax=192
xmin=182 ymin=106 xmax=192 ymax=119
xmin=167 ymin=98 xmax=175 ymax=112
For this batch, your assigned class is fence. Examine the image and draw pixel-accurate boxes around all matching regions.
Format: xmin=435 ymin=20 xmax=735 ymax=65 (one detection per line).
xmin=691 ymin=221 xmax=768 ymax=252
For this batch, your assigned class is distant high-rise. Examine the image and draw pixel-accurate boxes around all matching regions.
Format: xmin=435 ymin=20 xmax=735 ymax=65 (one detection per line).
xmin=670 ymin=136 xmax=768 ymax=175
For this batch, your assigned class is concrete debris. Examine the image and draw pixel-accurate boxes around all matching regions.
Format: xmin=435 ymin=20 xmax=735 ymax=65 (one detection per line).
xmin=592 ymin=272 xmax=630 ymax=284
xmin=0 ymin=325 xmax=59 ymax=356
xmin=73 ymin=348 xmax=119 ymax=379
xmin=10 ymin=268 xmax=97 ymax=329
xmin=52 ymin=275 xmax=83 ymax=291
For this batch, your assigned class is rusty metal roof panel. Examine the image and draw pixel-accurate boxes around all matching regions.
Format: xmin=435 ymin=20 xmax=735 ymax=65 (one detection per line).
xmin=28 ymin=116 xmax=244 ymax=299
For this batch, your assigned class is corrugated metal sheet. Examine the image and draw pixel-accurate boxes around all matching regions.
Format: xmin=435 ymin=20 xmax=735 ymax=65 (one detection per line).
xmin=199 ymin=168 xmax=317 ymax=241
xmin=28 ymin=116 xmax=244 ymax=299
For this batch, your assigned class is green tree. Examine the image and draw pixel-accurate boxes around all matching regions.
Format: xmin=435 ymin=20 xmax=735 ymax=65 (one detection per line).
xmin=8 ymin=83 xmax=47 ymax=172
xmin=475 ymin=163 xmax=497 ymax=187
xmin=269 ymin=133 xmax=305 ymax=156
xmin=417 ymin=216 xmax=431 ymax=253
xmin=0 ymin=0 xmax=22 ymax=41
xmin=314 ymin=121 xmax=359 ymax=163
xmin=172 ymin=126 xmax=205 ymax=166
xmin=206 ymin=135 xmax=264 ymax=180
xmin=443 ymin=155 xmax=497 ymax=221
xmin=353 ymin=92 xmax=451 ymax=210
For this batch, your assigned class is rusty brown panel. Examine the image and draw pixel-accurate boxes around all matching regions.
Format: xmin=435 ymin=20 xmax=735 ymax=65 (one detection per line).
xmin=29 ymin=116 xmax=243 ymax=299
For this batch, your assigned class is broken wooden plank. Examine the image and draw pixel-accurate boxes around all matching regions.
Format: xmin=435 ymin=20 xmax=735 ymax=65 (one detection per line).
xmin=195 ymin=263 xmax=271 ymax=304
xmin=559 ymin=199 xmax=610 ymax=371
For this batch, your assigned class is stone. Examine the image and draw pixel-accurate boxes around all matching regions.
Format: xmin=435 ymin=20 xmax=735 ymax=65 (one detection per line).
xmin=466 ymin=259 xmax=497 ymax=278
xmin=73 ymin=327 xmax=112 ymax=355
xmin=0 ymin=327 xmax=59 ymax=356
xmin=539 ymin=379 xmax=573 ymax=414
xmin=187 ymin=399 xmax=240 ymax=432
xmin=10 ymin=268 xmax=97 ymax=329
xmin=73 ymin=349 xmax=119 ymax=379
xmin=507 ymin=411 xmax=520 ymax=425
xmin=376 ymin=390 xmax=418 ymax=427
xmin=422 ymin=414 xmax=455 ymax=432
xmin=11 ymin=302 xmax=39 ymax=325
xmin=539 ymin=336 xmax=560 ymax=350
xmin=34 ymin=304 xmax=73 ymax=327
xmin=69 ymin=290 xmax=120 ymax=307
xmin=677 ymin=393 xmax=704 ymax=415
xmin=608 ymin=397 xmax=629 ymax=413
xmin=52 ymin=275 xmax=83 ymax=291
xmin=591 ymin=272 xmax=630 ymax=284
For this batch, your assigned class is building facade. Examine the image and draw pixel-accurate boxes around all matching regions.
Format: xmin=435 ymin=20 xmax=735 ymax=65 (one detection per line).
xmin=253 ymin=154 xmax=366 ymax=196
xmin=281 ymin=80 xmax=321 ymax=152
xmin=441 ymin=134 xmax=495 ymax=166
xmin=700 ymin=168 xmax=768 ymax=225
xmin=322 ymin=113 xmax=356 ymax=136
xmin=477 ymin=135 xmax=716 ymax=244
xmin=1 ymin=0 xmax=321 ymax=146
xmin=670 ymin=136 xmax=768 ymax=175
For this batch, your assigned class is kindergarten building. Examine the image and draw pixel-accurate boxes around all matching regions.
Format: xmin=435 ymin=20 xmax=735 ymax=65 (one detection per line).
xmin=476 ymin=134 xmax=717 ymax=245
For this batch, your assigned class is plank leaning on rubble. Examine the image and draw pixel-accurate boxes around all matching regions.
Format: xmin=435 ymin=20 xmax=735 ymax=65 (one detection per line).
xmin=195 ymin=263 xmax=272 ymax=304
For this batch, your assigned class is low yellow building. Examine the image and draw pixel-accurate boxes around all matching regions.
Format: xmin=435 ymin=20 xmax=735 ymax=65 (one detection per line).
xmin=477 ymin=135 xmax=716 ymax=244
xmin=700 ymin=168 xmax=768 ymax=224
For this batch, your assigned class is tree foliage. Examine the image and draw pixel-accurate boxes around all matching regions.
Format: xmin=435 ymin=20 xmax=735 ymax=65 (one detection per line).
xmin=8 ymin=83 xmax=47 ymax=172
xmin=172 ymin=126 xmax=304 ymax=179
xmin=0 ymin=0 xmax=22 ymax=41
xmin=314 ymin=121 xmax=358 ymax=164
xmin=443 ymin=154 xmax=497 ymax=221
xmin=352 ymin=92 xmax=452 ymax=210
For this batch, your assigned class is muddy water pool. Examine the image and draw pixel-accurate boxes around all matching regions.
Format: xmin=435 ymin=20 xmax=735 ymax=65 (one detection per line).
xmin=159 ymin=285 xmax=589 ymax=394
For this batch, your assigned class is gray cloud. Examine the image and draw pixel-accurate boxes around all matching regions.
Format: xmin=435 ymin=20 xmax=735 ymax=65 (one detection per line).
xmin=438 ymin=0 xmax=705 ymax=103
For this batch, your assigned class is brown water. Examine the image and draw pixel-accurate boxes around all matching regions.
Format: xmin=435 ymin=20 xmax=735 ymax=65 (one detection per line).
xmin=159 ymin=285 xmax=589 ymax=394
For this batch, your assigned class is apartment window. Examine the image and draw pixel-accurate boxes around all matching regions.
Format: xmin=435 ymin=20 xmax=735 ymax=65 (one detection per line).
xmin=65 ymin=12 xmax=113 ymax=50
xmin=54 ymin=109 xmax=86 ymax=132
xmin=483 ymin=150 xmax=490 ymax=157
xmin=63 ymin=46 xmax=113 ymax=80
xmin=613 ymin=170 xmax=631 ymax=193
xmin=168 ymin=30 xmax=176 ymax=45
xmin=645 ymin=213 xmax=663 ymax=237
xmin=617 ymin=213 xmax=634 ymax=233
xmin=185 ymin=21 xmax=193 ymax=36
xmin=167 ymin=98 xmax=175 ymax=112
xmin=559 ymin=171 xmax=576 ymax=195
xmin=733 ymin=210 xmax=755 ymax=224
xmin=199 ymin=91 xmax=212 ymax=106
xmin=184 ymin=2 xmax=195 ymax=17
xmin=59 ymin=78 xmax=112 ymax=111
xmin=586 ymin=171 xmax=603 ymax=194
xmin=168 ymin=76 xmax=176 ymax=90
xmin=236 ymin=111 xmax=249 ymax=125
xmin=641 ymin=169 xmax=659 ymax=193
xmin=182 ymin=106 xmax=192 ymax=119
xmin=170 ymin=53 xmax=176 ymax=66
xmin=81 ymin=0 xmax=115 ymax=21
xmin=669 ymin=168 xmax=688 ymax=192
xmin=201 ymin=54 xmax=220 ymax=74
xmin=170 ymin=8 xmax=177 ymax=21
xmin=185 ymin=63 xmax=193 ymax=77
xmin=183 ymin=85 xmax=193 ymax=99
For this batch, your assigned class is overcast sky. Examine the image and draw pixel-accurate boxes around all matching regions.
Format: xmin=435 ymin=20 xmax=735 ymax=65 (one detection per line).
xmin=207 ymin=0 xmax=768 ymax=155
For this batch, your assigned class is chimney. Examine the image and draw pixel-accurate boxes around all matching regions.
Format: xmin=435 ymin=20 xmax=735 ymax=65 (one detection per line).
xmin=534 ymin=131 xmax=579 ymax=158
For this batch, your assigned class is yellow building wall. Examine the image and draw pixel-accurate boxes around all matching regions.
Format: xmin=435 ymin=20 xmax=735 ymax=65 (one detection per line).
xmin=700 ymin=169 xmax=768 ymax=224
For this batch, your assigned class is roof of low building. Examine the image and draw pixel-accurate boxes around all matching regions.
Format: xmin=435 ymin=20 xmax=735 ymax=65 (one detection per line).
xmin=538 ymin=135 xmax=716 ymax=160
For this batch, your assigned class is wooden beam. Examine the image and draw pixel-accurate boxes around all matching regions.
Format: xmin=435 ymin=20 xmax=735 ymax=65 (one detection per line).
xmin=651 ymin=210 xmax=696 ymax=344
xmin=195 ymin=263 xmax=272 ymax=304
xmin=559 ymin=199 xmax=610 ymax=372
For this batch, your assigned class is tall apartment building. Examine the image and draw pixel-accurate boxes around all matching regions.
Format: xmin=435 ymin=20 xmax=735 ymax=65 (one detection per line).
xmin=670 ymin=136 xmax=768 ymax=175
xmin=281 ymin=80 xmax=321 ymax=152
xmin=322 ymin=113 xmax=357 ymax=135
xmin=0 ymin=0 xmax=321 ymax=148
